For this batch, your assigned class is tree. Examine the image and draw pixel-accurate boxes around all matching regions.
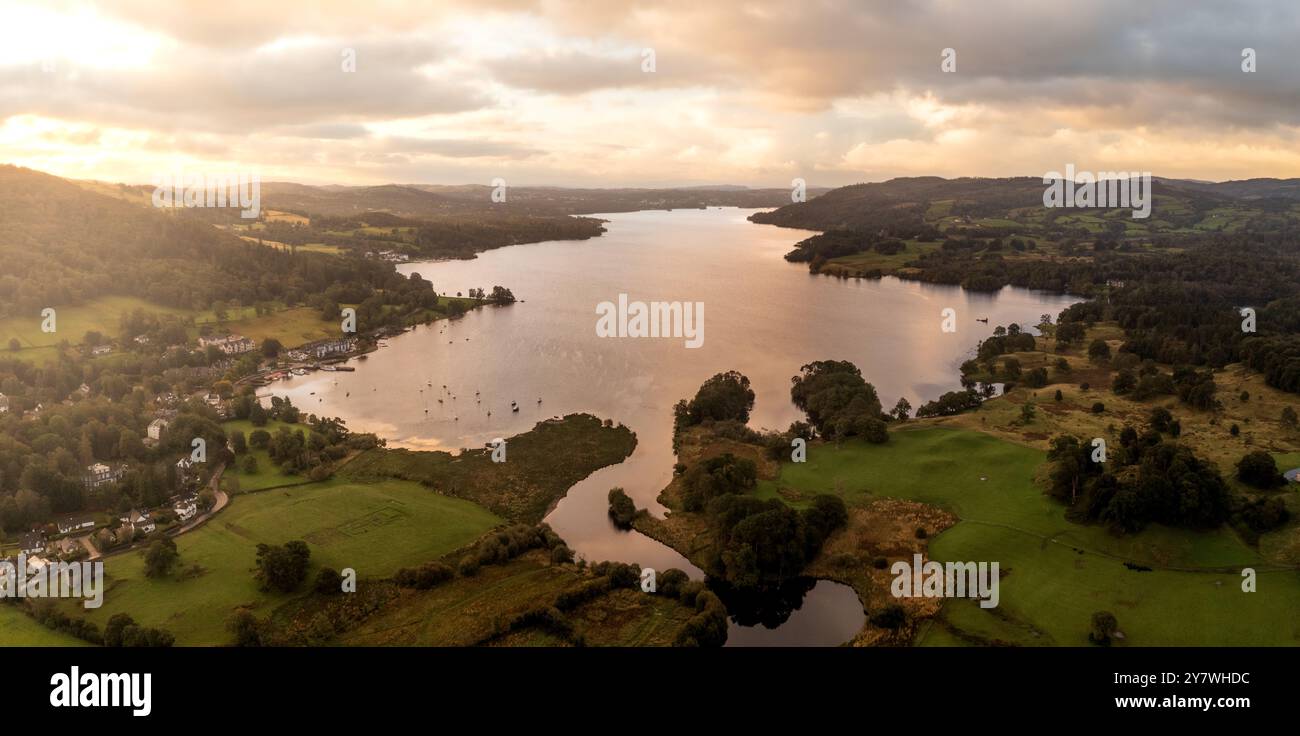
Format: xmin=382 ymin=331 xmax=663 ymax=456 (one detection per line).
xmin=789 ymin=360 xmax=887 ymax=441
xmin=230 ymin=429 xmax=247 ymax=454
xmin=678 ymin=371 xmax=755 ymax=427
xmin=1282 ymin=406 xmax=1298 ymax=430
xmin=1089 ymin=611 xmax=1119 ymax=645
xmin=891 ymin=397 xmax=912 ymax=421
xmin=262 ymin=338 xmax=283 ymax=358
xmin=227 ymin=609 xmax=262 ymax=647
xmin=249 ymin=402 xmax=268 ymax=427
xmin=248 ymin=429 xmax=271 ymax=449
xmin=1088 ymin=339 xmax=1111 ymax=364
xmin=1236 ymin=451 xmax=1285 ymax=489
xmin=143 ymin=538 xmax=179 ymax=578
xmin=1019 ymin=401 xmax=1036 ymax=425
xmin=607 ymin=487 xmax=637 ymax=529
xmin=1111 ymin=369 xmax=1136 ymax=395
xmin=315 ymin=567 xmax=344 ymax=595
xmin=104 ymin=613 xmax=136 ymax=647
xmin=254 ymin=540 xmax=312 ymax=592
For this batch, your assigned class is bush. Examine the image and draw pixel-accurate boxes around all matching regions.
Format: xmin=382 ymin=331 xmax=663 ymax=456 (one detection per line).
xmin=254 ymin=540 xmax=311 ymax=592
xmin=315 ymin=567 xmax=343 ymax=595
xmin=607 ymin=487 xmax=637 ymax=529
xmin=550 ymin=544 xmax=574 ymax=565
xmin=457 ymin=556 xmax=480 ymax=577
xmin=869 ymin=603 xmax=907 ymax=630
xmin=658 ymin=568 xmax=690 ymax=598
xmin=1236 ymin=450 xmax=1285 ymax=488
xmin=1089 ymin=611 xmax=1118 ymax=645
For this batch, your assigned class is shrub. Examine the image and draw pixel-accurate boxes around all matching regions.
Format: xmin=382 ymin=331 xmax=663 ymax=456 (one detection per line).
xmin=869 ymin=603 xmax=907 ymax=629
xmin=607 ymin=487 xmax=637 ymax=529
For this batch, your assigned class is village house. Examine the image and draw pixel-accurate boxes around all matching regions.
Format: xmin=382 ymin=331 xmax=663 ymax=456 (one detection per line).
xmin=56 ymin=536 xmax=82 ymax=557
xmin=82 ymin=462 xmax=124 ymax=490
xmin=198 ymin=334 xmax=256 ymax=355
xmin=56 ymin=513 xmax=96 ymax=535
xmin=202 ymin=392 xmax=230 ymax=419
xmin=19 ymin=531 xmax=46 ymax=556
xmin=120 ymin=509 xmax=156 ymax=536
xmin=312 ymin=338 xmax=356 ymax=359
xmin=147 ymin=416 xmax=171 ymax=442
xmin=172 ymin=493 xmax=199 ymax=522
xmin=0 ymin=392 xmax=8 ymax=414
xmin=76 ymin=383 xmax=91 ymax=397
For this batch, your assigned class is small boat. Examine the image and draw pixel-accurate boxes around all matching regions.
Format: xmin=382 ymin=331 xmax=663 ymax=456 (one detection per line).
xmin=976 ymin=317 xmax=989 ymax=323
xmin=512 ymin=406 xmax=519 ymax=413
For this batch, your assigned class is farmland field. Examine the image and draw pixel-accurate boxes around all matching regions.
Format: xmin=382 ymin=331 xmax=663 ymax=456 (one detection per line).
xmin=70 ymin=477 xmax=502 ymax=645
xmin=760 ymin=427 xmax=1300 ymax=646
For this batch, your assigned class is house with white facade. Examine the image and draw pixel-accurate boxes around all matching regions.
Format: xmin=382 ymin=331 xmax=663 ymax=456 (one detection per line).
xmin=119 ymin=509 xmax=156 ymax=536
xmin=198 ymin=334 xmax=256 ymax=355
xmin=82 ymin=462 xmax=124 ymax=490
xmin=147 ymin=417 xmax=170 ymax=442
xmin=172 ymin=493 xmax=199 ymax=522
xmin=56 ymin=513 xmax=96 ymax=535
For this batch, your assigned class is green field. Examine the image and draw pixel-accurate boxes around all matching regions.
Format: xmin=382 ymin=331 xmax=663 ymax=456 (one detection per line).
xmin=221 ymin=306 xmax=344 ymax=348
xmin=72 ymin=477 xmax=502 ymax=645
xmin=0 ymin=605 xmax=91 ymax=646
xmin=221 ymin=419 xmax=316 ymax=492
xmin=762 ymin=427 xmax=1300 ymax=646
xmin=0 ymin=295 xmax=190 ymax=362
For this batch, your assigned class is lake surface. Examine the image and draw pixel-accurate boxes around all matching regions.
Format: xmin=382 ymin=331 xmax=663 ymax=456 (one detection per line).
xmin=271 ymin=207 xmax=1078 ymax=645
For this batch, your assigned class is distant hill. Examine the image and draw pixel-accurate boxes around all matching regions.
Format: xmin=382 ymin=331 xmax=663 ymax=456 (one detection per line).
xmin=1160 ymin=177 xmax=1300 ymax=201
xmin=747 ymin=174 xmax=1293 ymax=237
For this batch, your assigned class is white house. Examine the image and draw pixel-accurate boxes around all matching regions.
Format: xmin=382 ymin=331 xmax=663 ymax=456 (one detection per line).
xmin=0 ymin=392 xmax=9 ymax=414
xmin=56 ymin=513 xmax=96 ymax=535
xmin=120 ymin=509 xmax=156 ymax=536
xmin=172 ymin=494 xmax=199 ymax=522
xmin=312 ymin=338 xmax=356 ymax=359
xmin=82 ymin=462 xmax=124 ymax=490
xmin=147 ymin=417 xmax=170 ymax=441
xmin=198 ymin=334 xmax=256 ymax=355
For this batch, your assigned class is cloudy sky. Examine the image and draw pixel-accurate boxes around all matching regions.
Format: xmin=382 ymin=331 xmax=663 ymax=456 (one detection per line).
xmin=2 ymin=0 xmax=1298 ymax=187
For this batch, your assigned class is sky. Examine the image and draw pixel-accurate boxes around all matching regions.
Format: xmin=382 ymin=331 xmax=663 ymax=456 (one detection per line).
xmin=1 ymin=0 xmax=1299 ymax=188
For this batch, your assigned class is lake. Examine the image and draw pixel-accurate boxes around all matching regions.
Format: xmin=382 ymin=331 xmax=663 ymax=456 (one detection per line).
xmin=271 ymin=207 xmax=1078 ymax=645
